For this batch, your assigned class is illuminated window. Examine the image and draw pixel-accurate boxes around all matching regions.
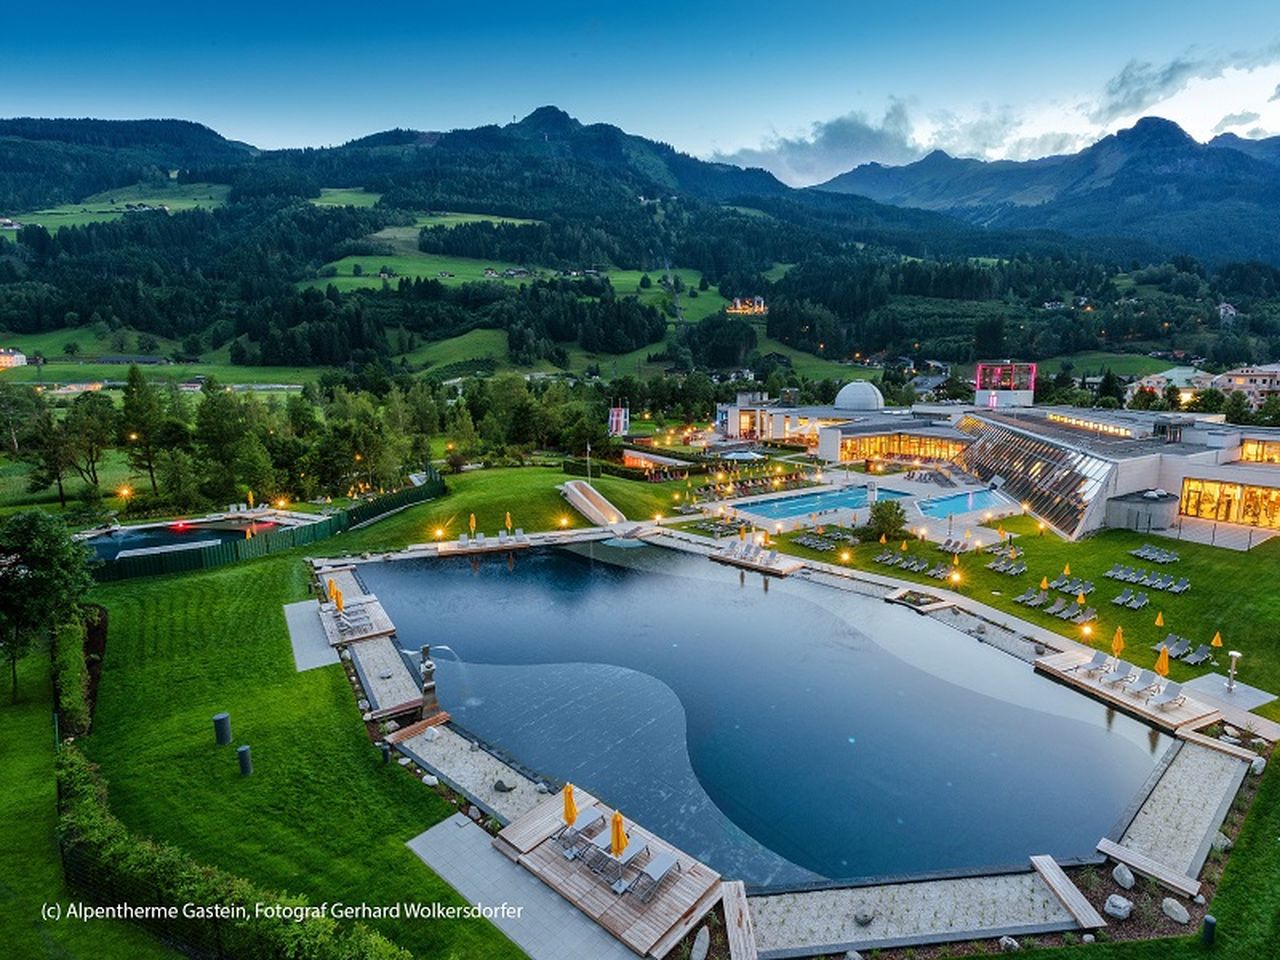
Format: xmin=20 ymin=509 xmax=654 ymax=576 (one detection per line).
xmin=1180 ymin=477 xmax=1280 ymax=528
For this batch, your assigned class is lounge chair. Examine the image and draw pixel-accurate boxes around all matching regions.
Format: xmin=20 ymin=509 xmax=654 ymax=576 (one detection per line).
xmin=515 ymin=527 xmax=528 ymax=543
xmin=1043 ymin=598 xmax=1068 ymax=616
xmin=1057 ymin=603 xmax=1083 ymax=620
xmin=1126 ymin=592 xmax=1149 ymax=610
xmin=1169 ymin=577 xmax=1190 ymax=594
xmin=1069 ymin=651 xmax=1108 ymax=673
xmin=1101 ymin=659 xmax=1136 ymax=686
xmin=1103 ymin=563 xmax=1123 ymax=578
xmin=1152 ymin=633 xmax=1181 ymax=652
xmin=1080 ymin=581 xmax=1094 ymax=594
xmin=558 ymin=806 xmax=606 ymax=859
xmin=1049 ymin=575 xmax=1068 ymax=590
xmin=1012 ymin=587 xmax=1037 ymax=603
xmin=458 ymin=533 xmax=469 ymax=548
xmin=475 ymin=532 xmax=487 ymax=547
xmin=627 ymin=851 xmax=680 ymax=902
xmin=1071 ymin=606 xmax=1097 ymax=624
xmin=1125 ymin=669 xmax=1161 ymax=697
xmin=1148 ymin=682 xmax=1186 ymax=709
xmin=1025 ymin=590 xmax=1049 ymax=608
xmin=1007 ymin=562 xmax=1027 ymax=576
xmin=498 ymin=530 xmax=509 ymax=545
xmin=1183 ymin=644 xmax=1212 ymax=666
xmin=1165 ymin=637 xmax=1191 ymax=659
xmin=1112 ymin=588 xmax=1133 ymax=606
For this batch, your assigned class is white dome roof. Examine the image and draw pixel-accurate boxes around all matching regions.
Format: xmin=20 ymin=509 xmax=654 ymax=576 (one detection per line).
xmin=833 ymin=380 xmax=885 ymax=411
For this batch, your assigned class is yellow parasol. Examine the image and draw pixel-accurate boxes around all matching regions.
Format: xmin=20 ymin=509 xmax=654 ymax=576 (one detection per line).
xmin=879 ymin=533 xmax=887 ymax=545
xmin=505 ymin=511 xmax=513 ymax=532
xmin=326 ymin=578 xmax=336 ymax=600
xmin=334 ymin=588 xmax=345 ymax=613
xmin=900 ymin=540 xmax=909 ymax=552
xmin=1040 ymin=576 xmax=1049 ymax=590
xmin=1211 ymin=630 xmax=1223 ymax=648
xmin=563 ymin=784 xmax=577 ymax=826
xmin=1155 ymin=646 xmax=1170 ymax=677
xmin=469 ymin=513 xmax=477 ymax=536
xmin=610 ymin=810 xmax=627 ymax=857
xmin=1063 ymin=563 xmax=1071 ymax=576
xmin=739 ymin=525 xmax=746 ymax=541
xmin=1154 ymin=610 xmax=1164 ymax=628
xmin=1076 ymin=591 xmax=1086 ymax=605
xmin=952 ymin=552 xmax=960 ymax=566
xmin=1111 ymin=626 xmax=1125 ymax=657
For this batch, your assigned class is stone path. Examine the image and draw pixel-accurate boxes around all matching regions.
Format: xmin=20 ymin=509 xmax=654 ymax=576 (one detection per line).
xmin=407 ymin=813 xmax=637 ymax=960
xmin=282 ymin=599 xmax=338 ymax=671
xmin=749 ymin=872 xmax=1076 ymax=958
xmin=396 ymin=724 xmax=544 ymax=823
xmin=1119 ymin=741 xmax=1247 ymax=876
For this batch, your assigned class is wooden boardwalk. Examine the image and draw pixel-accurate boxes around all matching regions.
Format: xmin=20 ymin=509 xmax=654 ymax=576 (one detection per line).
xmin=1034 ymin=650 xmax=1220 ymax=732
xmin=495 ymin=789 xmax=723 ymax=958
xmin=1176 ymin=727 xmax=1259 ymax=761
xmin=721 ymin=880 xmax=758 ymax=960
xmin=1096 ymin=838 xmax=1200 ymax=898
xmin=709 ymin=552 xmax=805 ymax=577
xmin=317 ymin=595 xmax=397 ymax=646
xmin=436 ymin=537 xmax=532 ymax=556
xmin=1030 ymin=855 xmax=1106 ymax=930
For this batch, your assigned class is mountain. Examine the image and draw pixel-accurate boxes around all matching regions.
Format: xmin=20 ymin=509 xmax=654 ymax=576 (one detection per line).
xmin=0 ymin=118 xmax=256 ymax=211
xmin=818 ymin=118 xmax=1280 ymax=264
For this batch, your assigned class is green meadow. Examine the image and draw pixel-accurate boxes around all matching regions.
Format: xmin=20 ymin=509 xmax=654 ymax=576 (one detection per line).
xmin=11 ymin=182 xmax=229 ymax=230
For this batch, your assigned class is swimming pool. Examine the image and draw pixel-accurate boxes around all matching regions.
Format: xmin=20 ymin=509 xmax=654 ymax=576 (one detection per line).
xmin=83 ymin=520 xmax=277 ymax=560
xmin=359 ymin=545 xmax=1169 ymax=887
xmin=738 ymin=484 xmax=908 ymax=521
xmin=917 ymin=488 xmax=1011 ymax=519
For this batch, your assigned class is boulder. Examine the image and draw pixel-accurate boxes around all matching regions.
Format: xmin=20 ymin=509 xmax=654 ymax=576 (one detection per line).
xmin=362 ymin=712 xmax=373 ymax=722
xmin=397 ymin=756 xmax=412 ymax=766
xmin=421 ymin=774 xmax=439 ymax=787
xmin=1104 ymin=894 xmax=1133 ymax=920
xmin=1112 ymin=863 xmax=1136 ymax=890
xmin=1223 ymin=724 xmax=1241 ymax=738
xmin=1082 ymin=934 xmax=1096 ymax=944
xmin=843 ymin=951 xmax=865 ymax=960
xmin=1033 ymin=643 xmax=1047 ymax=656
xmin=1162 ymin=898 xmax=1190 ymax=924
xmin=357 ymin=698 xmax=370 ymax=711
xmin=424 ymin=726 xmax=440 ymax=742
xmin=1211 ymin=831 xmax=1233 ymax=853
xmin=998 ymin=935 xmax=1021 ymax=952
xmin=1219 ymin=734 xmax=1242 ymax=746
xmin=467 ymin=805 xmax=482 ymax=821
xmin=854 ymin=907 xmax=875 ymax=927
xmin=1251 ymin=756 xmax=1267 ymax=776
xmin=1194 ymin=894 xmax=1206 ymax=906
xmin=534 ymin=782 xmax=549 ymax=794
xmin=690 ymin=926 xmax=710 ymax=960
xmin=384 ymin=720 xmax=399 ymax=733
xmin=494 ymin=779 xmax=516 ymax=793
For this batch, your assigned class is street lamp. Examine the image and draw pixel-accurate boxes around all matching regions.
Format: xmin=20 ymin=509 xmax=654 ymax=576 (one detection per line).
xmin=1227 ymin=650 xmax=1243 ymax=692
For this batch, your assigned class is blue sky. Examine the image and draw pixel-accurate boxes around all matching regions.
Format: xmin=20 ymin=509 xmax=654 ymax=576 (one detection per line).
xmin=4 ymin=2 xmax=1280 ymax=183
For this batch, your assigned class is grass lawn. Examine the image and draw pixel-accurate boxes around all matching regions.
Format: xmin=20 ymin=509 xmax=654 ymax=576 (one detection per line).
xmin=1 ymin=359 xmax=322 ymax=386
xmin=304 ymin=252 xmax=536 ymax=293
xmin=769 ymin=521 xmax=1280 ymax=722
xmin=0 ymin=656 xmax=177 ymax=959
xmin=14 ymin=182 xmax=229 ymax=231
xmin=0 ymin=448 xmax=135 ymax=514
xmin=310 ymin=187 xmax=382 ymax=208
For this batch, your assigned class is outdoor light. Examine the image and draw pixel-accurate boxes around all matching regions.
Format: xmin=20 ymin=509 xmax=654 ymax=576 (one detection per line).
xmin=275 ymin=498 xmax=287 ymax=508
xmin=950 ymin=571 xmax=961 ymax=584
xmin=559 ymin=516 xmax=570 ymax=527
xmin=434 ymin=527 xmax=444 ymax=539
xmin=118 ymin=485 xmax=132 ymax=498
xmin=1227 ymin=650 xmax=1243 ymax=692
xmin=1082 ymin=624 xmax=1093 ymax=637
xmin=128 ymin=432 xmax=138 ymax=441
xmin=840 ymin=550 xmax=851 ymax=562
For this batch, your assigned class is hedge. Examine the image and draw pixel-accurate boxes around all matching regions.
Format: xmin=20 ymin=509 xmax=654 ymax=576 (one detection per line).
xmin=52 ymin=622 xmax=91 ymax=736
xmin=56 ymin=747 xmax=412 ymax=960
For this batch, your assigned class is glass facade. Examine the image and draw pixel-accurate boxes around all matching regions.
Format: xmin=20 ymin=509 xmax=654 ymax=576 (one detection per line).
xmin=1179 ymin=478 xmax=1280 ymax=528
xmin=837 ymin=432 xmax=968 ymax=462
xmin=1240 ymin=439 xmax=1280 ymax=464
xmin=953 ymin=415 xmax=1114 ymax=535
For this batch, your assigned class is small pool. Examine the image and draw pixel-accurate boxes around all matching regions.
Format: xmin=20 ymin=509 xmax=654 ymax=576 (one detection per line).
xmin=83 ymin=520 xmax=277 ymax=560
xmin=917 ymin=488 xmax=1010 ymax=519
xmin=738 ymin=485 xmax=908 ymax=521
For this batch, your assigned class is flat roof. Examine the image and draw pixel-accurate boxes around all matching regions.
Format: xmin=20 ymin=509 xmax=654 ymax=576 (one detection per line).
xmin=973 ymin=411 xmax=1212 ymax=459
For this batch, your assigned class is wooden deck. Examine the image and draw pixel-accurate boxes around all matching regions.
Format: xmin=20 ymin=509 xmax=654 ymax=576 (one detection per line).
xmin=318 ymin=595 xmax=397 ymax=646
xmin=1096 ymin=838 xmax=1201 ymax=898
xmin=1034 ymin=650 xmax=1220 ymax=732
xmin=709 ymin=552 xmax=805 ymax=577
xmin=495 ymin=789 xmax=723 ymax=958
xmin=1030 ymin=855 xmax=1106 ymax=930
xmin=436 ymin=537 xmax=532 ymax=556
xmin=1176 ymin=727 xmax=1260 ymax=761
xmin=721 ymin=880 xmax=758 ymax=960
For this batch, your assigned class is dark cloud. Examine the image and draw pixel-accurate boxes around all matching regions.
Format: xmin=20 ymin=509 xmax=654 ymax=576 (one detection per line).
xmin=713 ymin=100 xmax=921 ymax=186
xmin=1090 ymin=44 xmax=1280 ymax=123
xmin=1213 ymin=111 xmax=1262 ymax=133
xmin=1270 ymin=83 xmax=1280 ymax=102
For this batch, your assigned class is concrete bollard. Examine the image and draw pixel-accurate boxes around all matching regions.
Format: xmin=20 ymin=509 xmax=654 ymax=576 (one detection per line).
xmin=1202 ymin=915 xmax=1215 ymax=947
xmin=379 ymin=742 xmax=391 ymax=763
xmin=237 ymin=745 xmax=253 ymax=776
xmin=213 ymin=712 xmax=232 ymax=745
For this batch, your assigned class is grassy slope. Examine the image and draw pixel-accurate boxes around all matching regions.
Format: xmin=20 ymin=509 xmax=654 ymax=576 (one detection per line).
xmin=13 ymin=183 xmax=229 ymax=230
xmin=1 ymin=359 xmax=322 ymax=385
xmin=0 ymin=656 xmax=177 ymax=959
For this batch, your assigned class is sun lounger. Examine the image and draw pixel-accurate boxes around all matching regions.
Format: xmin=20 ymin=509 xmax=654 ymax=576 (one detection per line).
xmin=1183 ymin=644 xmax=1212 ymax=666
xmin=1013 ymin=587 xmax=1037 ymax=603
xmin=475 ymin=533 xmax=487 ymax=547
xmin=1166 ymin=637 xmax=1191 ymax=658
xmin=1072 ymin=607 xmax=1097 ymax=624
xmin=1152 ymin=633 xmax=1181 ymax=652
xmin=1125 ymin=669 xmax=1161 ymax=697
xmin=1101 ymin=659 xmax=1136 ymax=686
xmin=1069 ymin=651 xmax=1108 ymax=673
xmin=1043 ymin=598 xmax=1068 ymax=616
xmin=515 ymin=528 xmax=528 ymax=543
xmin=627 ymin=851 xmax=681 ymax=902
xmin=1104 ymin=563 xmax=1124 ymax=578
xmin=1007 ymin=562 xmax=1027 ymax=576
xmin=1148 ymin=682 xmax=1186 ymax=709
xmin=1057 ymin=603 xmax=1084 ymax=619
xmin=1025 ymin=590 xmax=1049 ymax=607
xmin=1126 ymin=592 xmax=1149 ymax=609
xmin=559 ymin=805 xmax=606 ymax=858
xmin=1112 ymin=588 xmax=1133 ymax=605
xmin=1048 ymin=575 xmax=1068 ymax=590
xmin=1168 ymin=577 xmax=1190 ymax=594
xmin=458 ymin=533 xmax=469 ymax=548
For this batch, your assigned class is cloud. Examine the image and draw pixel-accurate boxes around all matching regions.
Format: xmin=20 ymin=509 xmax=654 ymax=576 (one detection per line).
xmin=925 ymin=104 xmax=1021 ymax=158
xmin=1000 ymin=130 xmax=1094 ymax=161
xmin=1213 ymin=110 xmax=1261 ymax=133
xmin=713 ymin=100 xmax=921 ymax=186
xmin=1270 ymin=83 xmax=1280 ymax=102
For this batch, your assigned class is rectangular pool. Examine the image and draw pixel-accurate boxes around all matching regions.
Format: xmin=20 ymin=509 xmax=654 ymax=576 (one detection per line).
xmin=738 ymin=485 xmax=908 ymax=520
xmin=916 ymin=488 xmax=1011 ymax=519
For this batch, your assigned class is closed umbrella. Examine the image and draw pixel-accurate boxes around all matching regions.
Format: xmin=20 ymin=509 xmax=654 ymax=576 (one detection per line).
xmin=900 ymin=540 xmax=909 ymax=552
xmin=1155 ymin=646 xmax=1170 ymax=677
xmin=1154 ymin=610 xmax=1165 ymax=628
xmin=952 ymin=552 xmax=960 ymax=566
xmin=1111 ymin=626 xmax=1125 ymax=657
xmin=1076 ymin=591 xmax=1086 ymax=605
xmin=1040 ymin=576 xmax=1049 ymax=590
xmin=326 ymin=578 xmax=336 ymax=600
xmin=505 ymin=511 xmax=513 ymax=532
xmin=1063 ymin=563 xmax=1071 ymax=576
xmin=610 ymin=810 xmax=627 ymax=858
xmin=334 ymin=588 xmax=345 ymax=613
xmin=469 ymin=513 xmax=477 ymax=536
xmin=879 ymin=533 xmax=887 ymax=545
xmin=563 ymin=783 xmax=577 ymax=826
xmin=1211 ymin=630 xmax=1223 ymax=648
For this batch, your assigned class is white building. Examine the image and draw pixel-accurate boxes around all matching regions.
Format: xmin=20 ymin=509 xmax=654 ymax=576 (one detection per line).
xmin=1126 ymin=366 xmax=1214 ymax=406
xmin=0 ymin=347 xmax=27 ymax=368
xmin=1213 ymin=363 xmax=1280 ymax=410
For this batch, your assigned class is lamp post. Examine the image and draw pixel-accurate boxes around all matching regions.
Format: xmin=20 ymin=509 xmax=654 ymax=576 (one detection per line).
xmin=1226 ymin=650 xmax=1242 ymax=692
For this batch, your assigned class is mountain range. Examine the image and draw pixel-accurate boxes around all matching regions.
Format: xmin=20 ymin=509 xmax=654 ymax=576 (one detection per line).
xmin=818 ymin=117 xmax=1280 ymax=264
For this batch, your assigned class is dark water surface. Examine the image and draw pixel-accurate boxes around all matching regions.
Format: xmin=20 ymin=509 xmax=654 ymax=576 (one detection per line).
xmin=85 ymin=521 xmax=276 ymax=560
xmin=359 ymin=544 xmax=1168 ymax=887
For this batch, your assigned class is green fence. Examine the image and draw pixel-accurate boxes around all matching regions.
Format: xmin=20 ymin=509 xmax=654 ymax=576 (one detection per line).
xmin=94 ymin=471 xmax=445 ymax=582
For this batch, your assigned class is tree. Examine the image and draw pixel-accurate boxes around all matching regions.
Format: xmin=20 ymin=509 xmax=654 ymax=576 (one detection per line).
xmin=0 ymin=512 xmax=94 ymax=702
xmin=63 ymin=340 xmax=81 ymax=357
xmin=64 ymin=391 xmax=118 ymax=490
xmin=121 ymin=365 xmax=165 ymax=493
xmin=1222 ymin=390 xmax=1252 ymax=424
xmin=20 ymin=402 xmax=74 ymax=508
xmin=867 ymin=500 xmax=907 ymax=540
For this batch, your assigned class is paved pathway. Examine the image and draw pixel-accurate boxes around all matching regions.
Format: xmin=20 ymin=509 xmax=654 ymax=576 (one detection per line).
xmin=749 ymin=872 xmax=1075 ymax=958
xmin=407 ymin=813 xmax=637 ymax=960
xmin=282 ymin=600 xmax=338 ymax=671
xmin=1120 ymin=741 xmax=1247 ymax=876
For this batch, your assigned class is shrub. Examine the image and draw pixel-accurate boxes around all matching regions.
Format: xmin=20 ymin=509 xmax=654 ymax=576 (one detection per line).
xmin=53 ymin=621 xmax=91 ymax=735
